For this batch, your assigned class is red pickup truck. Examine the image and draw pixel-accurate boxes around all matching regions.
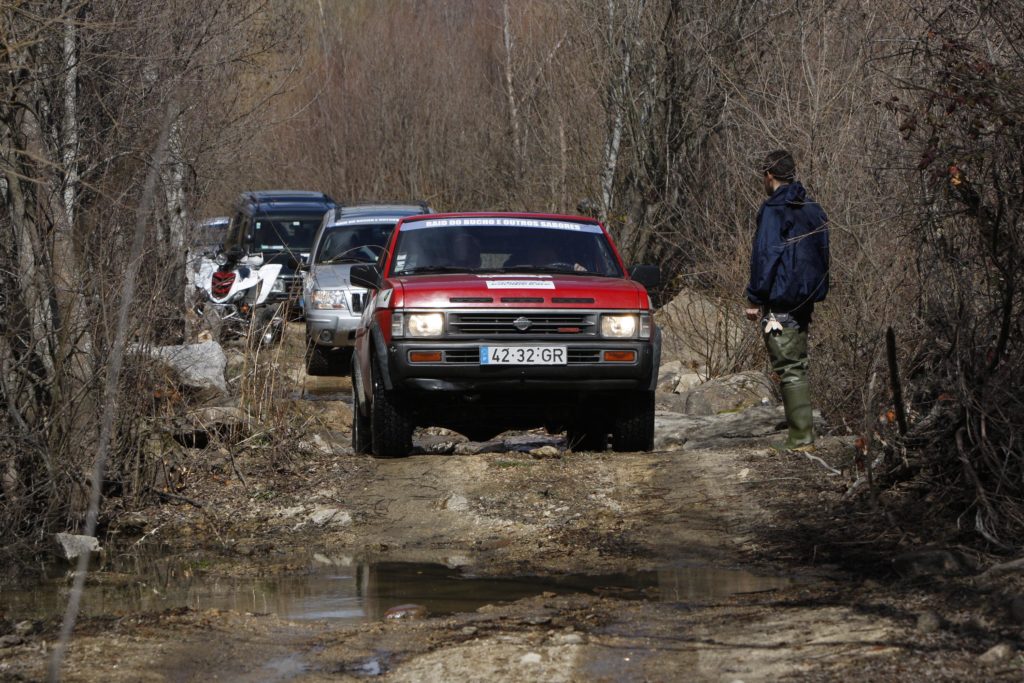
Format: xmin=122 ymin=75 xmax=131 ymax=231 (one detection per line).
xmin=349 ymin=212 xmax=661 ymax=457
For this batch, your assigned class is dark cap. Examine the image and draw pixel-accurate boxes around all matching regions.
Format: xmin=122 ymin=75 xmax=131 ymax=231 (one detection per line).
xmin=762 ymin=150 xmax=796 ymax=182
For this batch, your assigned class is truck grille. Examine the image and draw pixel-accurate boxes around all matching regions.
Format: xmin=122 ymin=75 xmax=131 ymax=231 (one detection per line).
xmin=448 ymin=312 xmax=596 ymax=336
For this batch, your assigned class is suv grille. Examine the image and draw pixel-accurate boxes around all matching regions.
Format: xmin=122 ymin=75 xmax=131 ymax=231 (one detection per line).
xmin=448 ymin=312 xmax=596 ymax=336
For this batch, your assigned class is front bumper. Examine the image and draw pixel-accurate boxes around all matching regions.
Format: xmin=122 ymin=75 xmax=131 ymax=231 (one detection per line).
xmin=306 ymin=309 xmax=361 ymax=348
xmin=388 ymin=339 xmax=655 ymax=392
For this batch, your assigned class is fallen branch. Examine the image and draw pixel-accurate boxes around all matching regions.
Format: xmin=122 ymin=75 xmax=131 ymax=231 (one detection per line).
xmin=799 ymin=451 xmax=842 ymax=476
xmin=152 ymin=489 xmax=204 ymax=508
xmin=976 ymin=556 xmax=1024 ymax=585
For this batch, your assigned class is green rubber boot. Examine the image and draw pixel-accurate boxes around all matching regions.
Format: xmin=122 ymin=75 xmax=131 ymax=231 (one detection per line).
xmin=776 ymin=381 xmax=815 ymax=451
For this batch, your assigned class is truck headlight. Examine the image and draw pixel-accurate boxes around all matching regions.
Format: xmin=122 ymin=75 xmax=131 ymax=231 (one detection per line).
xmin=407 ymin=312 xmax=444 ymax=337
xmin=600 ymin=314 xmax=638 ymax=338
xmin=271 ymin=277 xmax=286 ymax=294
xmin=311 ymin=289 xmax=348 ymax=310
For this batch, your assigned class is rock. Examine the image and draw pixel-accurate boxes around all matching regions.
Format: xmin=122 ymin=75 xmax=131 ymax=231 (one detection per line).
xmin=445 ymin=494 xmax=470 ymax=512
xmin=54 ymin=533 xmax=101 ymax=560
xmin=13 ymin=621 xmax=34 ymax=637
xmin=655 ymin=288 xmax=746 ymax=371
xmin=146 ymin=341 xmax=227 ymax=395
xmin=978 ymin=642 xmax=1016 ymax=664
xmin=461 ymin=626 xmax=478 ymax=635
xmin=656 ymin=360 xmax=685 ymax=393
xmin=554 ymin=632 xmax=585 ymax=645
xmin=916 ymin=611 xmax=942 ymax=633
xmin=654 ymin=405 xmax=787 ymax=451
xmin=677 ymin=371 xmax=777 ymax=416
xmin=306 ymin=506 xmax=352 ymax=527
xmin=893 ymin=549 xmax=976 ymax=578
xmin=519 ymin=652 xmax=543 ymax=664
xmin=674 ymin=372 xmax=703 ymax=394
xmin=0 ymin=635 xmax=23 ymax=649
xmin=529 ymin=445 xmax=561 ymax=459
xmin=384 ymin=604 xmax=428 ymax=620
xmin=420 ymin=438 xmax=459 ymax=455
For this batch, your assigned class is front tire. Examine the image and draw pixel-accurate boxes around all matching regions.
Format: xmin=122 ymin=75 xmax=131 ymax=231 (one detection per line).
xmin=351 ymin=366 xmax=372 ymax=454
xmin=306 ymin=342 xmax=352 ymax=376
xmin=370 ymin=362 xmax=414 ymax=458
xmin=612 ymin=391 xmax=655 ymax=452
xmin=567 ymin=425 xmax=608 ymax=452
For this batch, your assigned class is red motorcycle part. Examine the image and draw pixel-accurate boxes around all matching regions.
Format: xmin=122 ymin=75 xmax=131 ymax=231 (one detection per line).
xmin=212 ymin=270 xmax=236 ymax=298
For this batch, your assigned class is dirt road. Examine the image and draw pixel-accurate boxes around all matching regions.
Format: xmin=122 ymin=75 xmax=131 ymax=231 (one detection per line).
xmin=0 ymin=332 xmax=1017 ymax=681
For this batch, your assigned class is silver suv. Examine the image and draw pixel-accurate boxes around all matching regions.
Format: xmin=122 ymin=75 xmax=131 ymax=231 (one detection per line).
xmin=303 ymin=202 xmax=431 ymax=375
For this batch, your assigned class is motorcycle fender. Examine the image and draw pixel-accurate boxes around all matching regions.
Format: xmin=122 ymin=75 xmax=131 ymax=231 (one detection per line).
xmin=254 ymin=264 xmax=283 ymax=304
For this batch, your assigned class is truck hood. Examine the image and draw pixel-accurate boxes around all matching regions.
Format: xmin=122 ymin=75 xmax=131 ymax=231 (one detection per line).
xmin=311 ymin=264 xmax=360 ymax=290
xmin=391 ymin=273 xmax=647 ymax=309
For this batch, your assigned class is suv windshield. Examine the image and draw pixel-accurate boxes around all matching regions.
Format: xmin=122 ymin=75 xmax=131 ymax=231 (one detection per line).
xmin=390 ymin=218 xmax=623 ymax=277
xmin=315 ymin=221 xmax=395 ymax=264
xmin=254 ymin=217 xmax=322 ymax=252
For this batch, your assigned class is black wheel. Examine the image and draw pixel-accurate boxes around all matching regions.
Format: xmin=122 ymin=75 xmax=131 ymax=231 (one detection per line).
xmin=351 ymin=365 xmax=372 ymax=454
xmin=306 ymin=343 xmax=352 ymax=376
xmin=306 ymin=342 xmax=332 ymax=376
xmin=611 ymin=391 xmax=655 ymax=452
xmin=370 ymin=361 xmax=414 ymax=458
xmin=566 ymin=425 xmax=608 ymax=452
xmin=251 ymin=307 xmax=282 ymax=348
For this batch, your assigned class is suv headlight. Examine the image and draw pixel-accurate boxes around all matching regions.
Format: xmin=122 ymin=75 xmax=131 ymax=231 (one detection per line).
xmin=311 ymin=289 xmax=348 ymax=310
xmin=406 ymin=312 xmax=444 ymax=337
xmin=600 ymin=314 xmax=639 ymax=338
xmin=271 ymin=277 xmax=286 ymax=294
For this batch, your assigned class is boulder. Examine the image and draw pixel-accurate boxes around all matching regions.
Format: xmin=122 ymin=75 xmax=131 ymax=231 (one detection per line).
xmin=656 ymin=360 xmax=703 ymax=394
xmin=654 ymin=405 xmax=785 ymax=451
xmin=148 ymin=341 xmax=227 ymax=395
xmin=54 ymin=533 xmax=101 ymax=560
xmin=677 ymin=371 xmax=777 ymax=416
xmin=655 ymin=288 xmax=747 ymax=372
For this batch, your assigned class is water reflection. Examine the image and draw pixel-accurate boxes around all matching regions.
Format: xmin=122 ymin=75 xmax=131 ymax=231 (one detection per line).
xmin=0 ymin=554 xmax=792 ymax=623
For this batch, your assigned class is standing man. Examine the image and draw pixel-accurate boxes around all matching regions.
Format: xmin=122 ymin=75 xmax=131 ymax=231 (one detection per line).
xmin=745 ymin=150 xmax=830 ymax=451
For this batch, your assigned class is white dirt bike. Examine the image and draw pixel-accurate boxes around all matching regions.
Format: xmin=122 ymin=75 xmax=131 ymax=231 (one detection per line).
xmin=192 ymin=247 xmax=284 ymax=346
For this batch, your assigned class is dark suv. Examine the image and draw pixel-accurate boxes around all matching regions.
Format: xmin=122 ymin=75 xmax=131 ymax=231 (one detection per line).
xmin=350 ymin=212 xmax=661 ymax=458
xmin=222 ymin=191 xmax=337 ymax=308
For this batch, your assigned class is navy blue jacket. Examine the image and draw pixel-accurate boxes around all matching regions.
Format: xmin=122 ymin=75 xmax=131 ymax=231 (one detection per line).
xmin=746 ymin=182 xmax=829 ymax=321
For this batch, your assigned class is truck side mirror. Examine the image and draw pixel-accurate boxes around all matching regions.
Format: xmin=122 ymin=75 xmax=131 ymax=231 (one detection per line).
xmin=629 ymin=264 xmax=660 ymax=290
xmin=350 ymin=264 xmax=381 ymax=290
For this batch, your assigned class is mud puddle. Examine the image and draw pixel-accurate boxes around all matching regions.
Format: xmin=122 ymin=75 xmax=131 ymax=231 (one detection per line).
xmin=2 ymin=551 xmax=793 ymax=624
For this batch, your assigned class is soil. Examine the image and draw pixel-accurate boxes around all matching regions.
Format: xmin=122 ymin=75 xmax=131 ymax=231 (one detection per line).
xmin=1 ymin=326 xmax=1022 ymax=681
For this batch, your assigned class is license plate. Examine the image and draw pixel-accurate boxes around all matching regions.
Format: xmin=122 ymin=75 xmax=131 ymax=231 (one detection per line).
xmin=479 ymin=345 xmax=567 ymax=365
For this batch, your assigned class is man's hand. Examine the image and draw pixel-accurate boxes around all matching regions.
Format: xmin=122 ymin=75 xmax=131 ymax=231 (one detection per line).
xmin=744 ymin=307 xmax=760 ymax=321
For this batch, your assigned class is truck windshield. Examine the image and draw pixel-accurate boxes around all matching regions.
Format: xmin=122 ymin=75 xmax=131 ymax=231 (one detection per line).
xmin=316 ymin=222 xmax=395 ymax=264
xmin=254 ymin=217 xmax=322 ymax=252
xmin=390 ymin=218 xmax=623 ymax=277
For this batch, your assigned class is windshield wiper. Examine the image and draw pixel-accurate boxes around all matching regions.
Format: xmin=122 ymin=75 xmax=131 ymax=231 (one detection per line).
xmin=489 ymin=265 xmax=599 ymax=275
xmin=321 ymin=256 xmax=367 ymax=264
xmin=395 ymin=265 xmax=481 ymax=275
